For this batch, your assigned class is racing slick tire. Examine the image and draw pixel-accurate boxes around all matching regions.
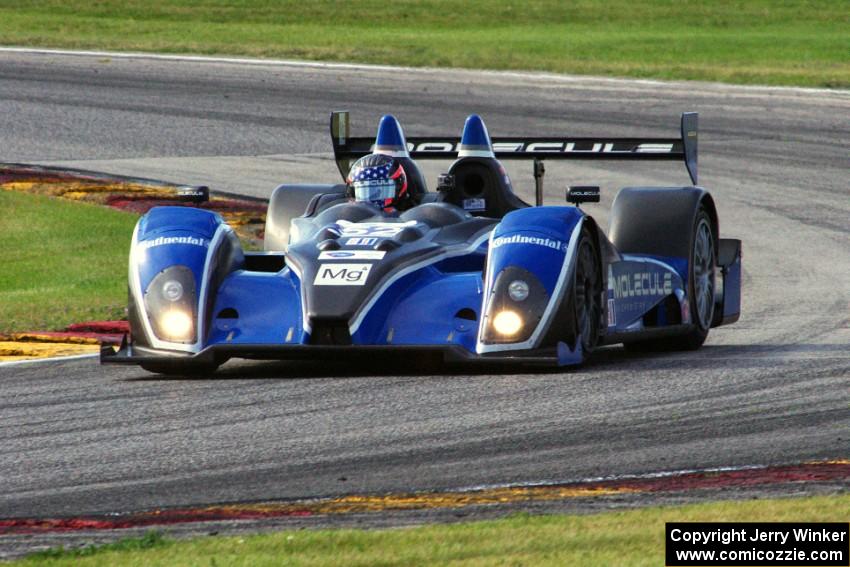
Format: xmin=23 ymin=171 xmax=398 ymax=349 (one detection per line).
xmin=570 ymin=228 xmax=603 ymax=361
xmin=626 ymin=206 xmax=716 ymax=351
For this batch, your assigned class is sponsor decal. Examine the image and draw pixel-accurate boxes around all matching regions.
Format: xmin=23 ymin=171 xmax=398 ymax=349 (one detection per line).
xmin=611 ymin=271 xmax=673 ymax=299
xmin=176 ymin=186 xmax=209 ymax=200
xmin=345 ymin=237 xmax=379 ymax=246
xmin=314 ymin=263 xmax=373 ymax=286
xmin=318 ymin=250 xmax=386 ymax=261
xmin=414 ymin=142 xmax=454 ymax=152
xmin=607 ymin=299 xmax=616 ymax=327
xmin=336 ymin=220 xmax=416 ymax=237
xmin=406 ymin=141 xmax=674 ymax=155
xmin=463 ymin=198 xmax=486 ymax=211
xmin=491 ymin=234 xmax=567 ymax=252
xmin=568 ymin=186 xmax=600 ymax=202
xmin=635 ymin=144 xmax=675 ymax=154
xmin=607 ymin=261 xmax=682 ymax=327
xmin=138 ymin=236 xmax=209 ymax=251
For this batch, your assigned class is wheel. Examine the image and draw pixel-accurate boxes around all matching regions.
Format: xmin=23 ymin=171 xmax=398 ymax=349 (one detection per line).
xmin=140 ymin=361 xmax=219 ymax=377
xmin=688 ymin=209 xmax=717 ymax=344
xmin=571 ymin=228 xmax=603 ymax=359
xmin=626 ymin=206 xmax=716 ymax=351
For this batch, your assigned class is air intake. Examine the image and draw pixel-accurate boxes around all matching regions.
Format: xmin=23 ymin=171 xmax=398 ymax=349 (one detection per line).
xmin=309 ymin=320 xmax=352 ymax=345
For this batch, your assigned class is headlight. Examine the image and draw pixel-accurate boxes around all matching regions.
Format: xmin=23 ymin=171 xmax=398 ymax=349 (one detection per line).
xmin=160 ymin=310 xmax=193 ymax=341
xmin=144 ymin=265 xmax=197 ymax=343
xmin=508 ymin=280 xmax=529 ymax=302
xmin=493 ymin=310 xmax=523 ymax=336
xmin=481 ymin=267 xmax=549 ymax=344
xmin=162 ymin=280 xmax=184 ymax=302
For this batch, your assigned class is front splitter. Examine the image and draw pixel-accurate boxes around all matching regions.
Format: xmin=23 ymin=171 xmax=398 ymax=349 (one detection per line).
xmin=100 ymin=338 xmax=570 ymax=368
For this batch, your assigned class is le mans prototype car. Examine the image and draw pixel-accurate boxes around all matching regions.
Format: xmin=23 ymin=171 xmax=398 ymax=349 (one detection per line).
xmin=102 ymin=112 xmax=742 ymax=375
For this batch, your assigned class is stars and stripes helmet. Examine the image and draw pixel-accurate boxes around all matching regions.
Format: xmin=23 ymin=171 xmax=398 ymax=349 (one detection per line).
xmin=347 ymin=153 xmax=409 ymax=212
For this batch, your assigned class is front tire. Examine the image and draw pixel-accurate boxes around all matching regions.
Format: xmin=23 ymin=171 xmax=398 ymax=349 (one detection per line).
xmin=571 ymin=229 xmax=602 ymax=360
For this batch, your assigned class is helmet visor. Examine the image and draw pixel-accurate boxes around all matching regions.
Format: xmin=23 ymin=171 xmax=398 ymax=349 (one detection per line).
xmin=352 ymin=178 xmax=396 ymax=204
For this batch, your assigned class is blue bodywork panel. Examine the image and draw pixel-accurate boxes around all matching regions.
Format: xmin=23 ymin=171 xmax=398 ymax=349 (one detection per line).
xmin=135 ymin=206 xmax=221 ymax=295
xmin=362 ymin=269 xmax=483 ymax=351
xmin=475 ymin=206 xmax=585 ymax=355
xmin=488 ymin=206 xmax=581 ymax=298
xmin=208 ymin=268 xmax=306 ymax=346
xmin=606 ymin=255 xmax=687 ymax=331
xmin=458 ymin=114 xmax=495 ymax=157
xmin=374 ymin=114 xmax=409 ymax=155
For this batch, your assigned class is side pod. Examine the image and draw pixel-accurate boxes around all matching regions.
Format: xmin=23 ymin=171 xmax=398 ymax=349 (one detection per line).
xmin=264 ymin=183 xmax=347 ymax=251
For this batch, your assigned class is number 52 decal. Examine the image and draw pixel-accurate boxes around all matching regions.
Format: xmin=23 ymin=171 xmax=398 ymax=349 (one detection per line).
xmin=336 ymin=220 xmax=417 ymax=237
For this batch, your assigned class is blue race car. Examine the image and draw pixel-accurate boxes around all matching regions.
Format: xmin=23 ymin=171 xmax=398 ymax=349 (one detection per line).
xmin=101 ymin=112 xmax=741 ymax=375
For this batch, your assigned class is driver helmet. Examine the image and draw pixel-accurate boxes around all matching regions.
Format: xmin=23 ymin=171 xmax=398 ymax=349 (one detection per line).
xmin=347 ymin=153 xmax=409 ymax=212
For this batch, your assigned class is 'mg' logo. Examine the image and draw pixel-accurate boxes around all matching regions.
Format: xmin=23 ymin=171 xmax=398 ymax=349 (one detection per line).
xmin=314 ymin=264 xmax=373 ymax=286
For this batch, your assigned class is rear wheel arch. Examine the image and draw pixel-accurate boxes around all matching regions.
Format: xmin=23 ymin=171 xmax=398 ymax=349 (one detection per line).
xmin=609 ymin=186 xmax=713 ymax=259
xmin=625 ymin=201 xmax=717 ymax=352
xmin=696 ymin=191 xmax=720 ymax=259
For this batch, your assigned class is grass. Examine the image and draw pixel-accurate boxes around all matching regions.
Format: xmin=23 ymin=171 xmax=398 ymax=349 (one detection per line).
xmin=0 ymin=191 xmax=137 ymax=332
xmin=27 ymin=531 xmax=169 ymax=561
xmin=0 ymin=1 xmax=847 ymax=88
xmin=11 ymin=494 xmax=850 ymax=566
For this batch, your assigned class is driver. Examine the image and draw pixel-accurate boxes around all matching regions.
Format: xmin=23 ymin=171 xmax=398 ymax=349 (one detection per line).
xmin=346 ymin=153 xmax=416 ymax=213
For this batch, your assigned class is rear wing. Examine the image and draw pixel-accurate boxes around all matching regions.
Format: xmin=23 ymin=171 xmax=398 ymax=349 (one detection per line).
xmin=330 ymin=111 xmax=698 ymax=187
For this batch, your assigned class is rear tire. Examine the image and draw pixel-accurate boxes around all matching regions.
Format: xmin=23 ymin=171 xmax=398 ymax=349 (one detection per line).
xmin=625 ymin=206 xmax=715 ymax=351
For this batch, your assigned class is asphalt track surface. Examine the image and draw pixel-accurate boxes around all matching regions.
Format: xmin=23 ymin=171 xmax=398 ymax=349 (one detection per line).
xmin=1 ymin=52 xmax=848 ymax=531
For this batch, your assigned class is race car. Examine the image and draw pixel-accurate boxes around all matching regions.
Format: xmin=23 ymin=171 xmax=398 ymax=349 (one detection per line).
xmin=101 ymin=111 xmax=741 ymax=375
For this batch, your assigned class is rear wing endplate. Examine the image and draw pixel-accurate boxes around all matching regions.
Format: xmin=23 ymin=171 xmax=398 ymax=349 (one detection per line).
xmin=330 ymin=111 xmax=698 ymax=185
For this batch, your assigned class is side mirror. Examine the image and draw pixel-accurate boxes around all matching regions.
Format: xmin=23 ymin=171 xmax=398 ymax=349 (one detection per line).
xmin=566 ymin=186 xmax=600 ymax=206
xmin=176 ymin=185 xmax=210 ymax=203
